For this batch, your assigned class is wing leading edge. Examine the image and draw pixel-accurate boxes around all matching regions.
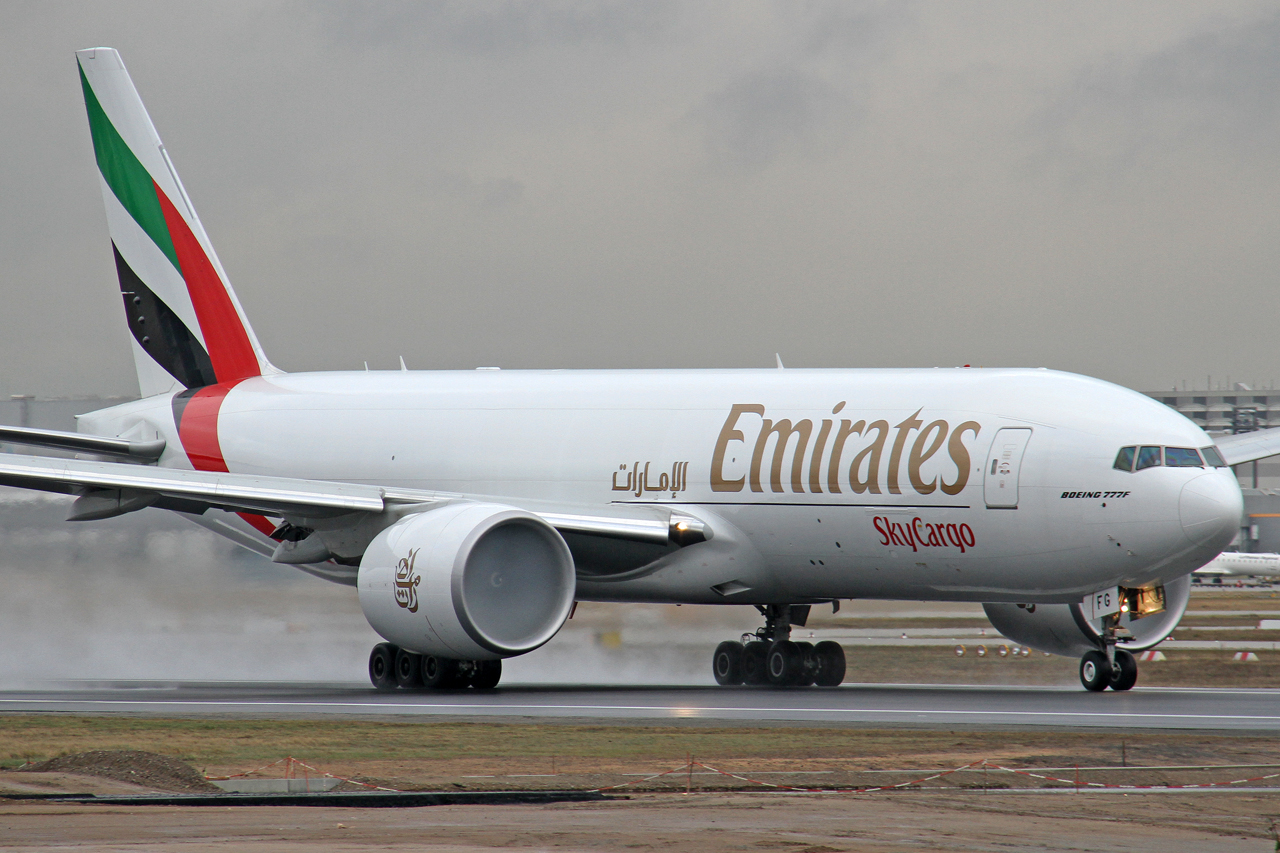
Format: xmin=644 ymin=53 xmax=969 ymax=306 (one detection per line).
xmin=0 ymin=452 xmax=707 ymax=547
xmin=1215 ymin=428 xmax=1280 ymax=466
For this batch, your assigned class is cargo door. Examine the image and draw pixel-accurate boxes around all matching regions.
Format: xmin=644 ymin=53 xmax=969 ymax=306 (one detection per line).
xmin=984 ymin=428 xmax=1032 ymax=508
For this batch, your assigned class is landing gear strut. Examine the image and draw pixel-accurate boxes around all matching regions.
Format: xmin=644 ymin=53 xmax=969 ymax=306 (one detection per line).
xmin=368 ymin=643 xmax=503 ymax=690
xmin=1078 ymin=613 xmax=1138 ymax=692
xmin=711 ymin=605 xmax=846 ymax=688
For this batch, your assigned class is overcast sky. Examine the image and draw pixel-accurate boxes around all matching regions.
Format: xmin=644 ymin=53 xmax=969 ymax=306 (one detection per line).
xmin=2 ymin=2 xmax=1279 ymax=398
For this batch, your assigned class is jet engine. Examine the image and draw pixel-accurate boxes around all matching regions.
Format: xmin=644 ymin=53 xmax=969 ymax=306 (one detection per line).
xmin=357 ymin=502 xmax=576 ymax=660
xmin=982 ymin=574 xmax=1191 ymax=657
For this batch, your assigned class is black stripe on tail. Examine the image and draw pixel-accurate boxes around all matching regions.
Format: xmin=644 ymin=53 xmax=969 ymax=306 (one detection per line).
xmin=113 ymin=242 xmax=217 ymax=389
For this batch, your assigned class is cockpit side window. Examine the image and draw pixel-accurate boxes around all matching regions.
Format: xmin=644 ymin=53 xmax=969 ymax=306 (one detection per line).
xmin=1135 ymin=446 xmax=1163 ymax=470
xmin=1164 ymin=447 xmax=1203 ymax=467
xmin=1202 ymin=446 xmax=1228 ymax=468
xmin=1113 ymin=446 xmax=1136 ymax=472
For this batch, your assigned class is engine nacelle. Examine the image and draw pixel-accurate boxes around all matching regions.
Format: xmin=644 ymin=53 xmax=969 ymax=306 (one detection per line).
xmin=358 ymin=502 xmax=576 ymax=660
xmin=983 ymin=574 xmax=1191 ymax=658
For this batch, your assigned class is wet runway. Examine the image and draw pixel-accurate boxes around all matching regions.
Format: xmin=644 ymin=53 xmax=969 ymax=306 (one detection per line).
xmin=4 ymin=682 xmax=1280 ymax=731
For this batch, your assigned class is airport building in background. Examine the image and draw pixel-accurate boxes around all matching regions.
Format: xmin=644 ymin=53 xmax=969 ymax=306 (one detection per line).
xmin=1144 ymin=385 xmax=1279 ymax=553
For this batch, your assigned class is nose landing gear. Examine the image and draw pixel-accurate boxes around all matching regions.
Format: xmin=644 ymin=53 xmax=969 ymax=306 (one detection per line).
xmin=1079 ymin=614 xmax=1138 ymax=692
xmin=712 ymin=605 xmax=847 ymax=687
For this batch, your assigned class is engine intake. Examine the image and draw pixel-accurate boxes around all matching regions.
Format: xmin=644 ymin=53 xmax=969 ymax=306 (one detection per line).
xmin=983 ymin=574 xmax=1191 ymax=657
xmin=358 ymin=502 xmax=576 ymax=660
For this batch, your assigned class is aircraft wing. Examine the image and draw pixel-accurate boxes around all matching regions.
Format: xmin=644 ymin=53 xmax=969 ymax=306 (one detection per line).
xmin=1214 ymin=428 xmax=1280 ymax=466
xmin=0 ymin=452 xmax=699 ymax=546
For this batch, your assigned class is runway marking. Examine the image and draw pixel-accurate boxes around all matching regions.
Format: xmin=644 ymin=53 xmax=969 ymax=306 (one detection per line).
xmin=4 ymin=697 xmax=1280 ymax=724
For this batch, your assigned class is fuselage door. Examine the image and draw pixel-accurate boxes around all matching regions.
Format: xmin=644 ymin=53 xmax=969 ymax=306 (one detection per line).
xmin=984 ymin=428 xmax=1032 ymax=508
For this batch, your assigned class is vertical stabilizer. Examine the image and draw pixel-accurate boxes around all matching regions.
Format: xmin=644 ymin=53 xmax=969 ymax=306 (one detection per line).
xmin=76 ymin=47 xmax=274 ymax=397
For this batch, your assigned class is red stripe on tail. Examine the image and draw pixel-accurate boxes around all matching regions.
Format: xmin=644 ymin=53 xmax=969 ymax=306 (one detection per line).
xmin=155 ymin=181 xmax=260 ymax=384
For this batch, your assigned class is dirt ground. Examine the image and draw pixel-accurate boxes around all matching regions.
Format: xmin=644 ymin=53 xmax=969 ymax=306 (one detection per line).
xmin=2 ymin=791 xmax=1278 ymax=852
xmin=5 ymin=727 xmax=1280 ymax=850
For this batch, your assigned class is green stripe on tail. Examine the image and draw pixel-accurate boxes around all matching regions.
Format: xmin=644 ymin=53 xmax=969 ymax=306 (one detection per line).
xmin=79 ymin=64 xmax=180 ymax=271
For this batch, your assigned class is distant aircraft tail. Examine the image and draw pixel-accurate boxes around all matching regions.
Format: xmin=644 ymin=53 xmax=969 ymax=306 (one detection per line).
xmin=76 ymin=48 xmax=274 ymax=398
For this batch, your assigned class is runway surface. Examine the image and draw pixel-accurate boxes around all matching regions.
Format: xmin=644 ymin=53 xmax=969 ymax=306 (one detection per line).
xmin=5 ymin=682 xmax=1280 ymax=731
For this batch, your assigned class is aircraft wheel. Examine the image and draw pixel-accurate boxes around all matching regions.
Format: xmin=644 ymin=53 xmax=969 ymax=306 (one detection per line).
xmin=793 ymin=642 xmax=817 ymax=687
xmin=1079 ymin=650 xmax=1111 ymax=692
xmin=741 ymin=641 xmax=769 ymax=685
xmin=470 ymin=659 xmax=502 ymax=690
xmin=713 ymin=641 xmax=744 ymax=685
xmin=813 ymin=641 xmax=846 ymax=687
xmin=767 ymin=640 xmax=803 ymax=686
xmin=369 ymin=643 xmax=399 ymax=691
xmin=1108 ymin=649 xmax=1138 ymax=691
xmin=394 ymin=649 xmax=423 ymax=689
xmin=421 ymin=654 xmax=462 ymax=688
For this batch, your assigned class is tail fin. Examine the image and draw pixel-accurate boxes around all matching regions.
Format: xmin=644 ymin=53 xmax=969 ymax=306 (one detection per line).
xmin=76 ymin=48 xmax=274 ymax=397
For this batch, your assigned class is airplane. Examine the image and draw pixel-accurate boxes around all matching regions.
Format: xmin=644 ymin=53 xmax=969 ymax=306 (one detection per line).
xmin=1194 ymin=551 xmax=1280 ymax=580
xmin=1 ymin=47 xmax=1277 ymax=694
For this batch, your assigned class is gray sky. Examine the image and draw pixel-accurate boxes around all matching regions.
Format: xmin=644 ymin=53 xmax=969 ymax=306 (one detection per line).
xmin=3 ymin=1 xmax=1279 ymax=398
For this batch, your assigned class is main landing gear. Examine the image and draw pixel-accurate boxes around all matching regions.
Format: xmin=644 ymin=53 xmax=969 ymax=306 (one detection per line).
xmin=712 ymin=604 xmax=846 ymax=687
xmin=368 ymin=643 xmax=502 ymax=691
xmin=1079 ymin=614 xmax=1138 ymax=692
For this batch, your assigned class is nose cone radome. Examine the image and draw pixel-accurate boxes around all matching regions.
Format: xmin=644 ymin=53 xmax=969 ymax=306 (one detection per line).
xmin=1179 ymin=472 xmax=1243 ymax=548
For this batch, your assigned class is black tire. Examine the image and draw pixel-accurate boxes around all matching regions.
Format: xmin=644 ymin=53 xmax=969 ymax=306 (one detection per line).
xmin=813 ymin=641 xmax=846 ymax=687
xmin=421 ymin=654 xmax=462 ymax=688
xmin=368 ymin=643 xmax=399 ymax=691
xmin=1108 ymin=649 xmax=1138 ymax=691
xmin=713 ymin=641 xmax=744 ymax=686
xmin=1079 ymin=650 xmax=1111 ymax=692
xmin=394 ymin=648 xmax=423 ymax=689
xmin=741 ymin=641 xmax=769 ymax=685
xmin=793 ymin=642 xmax=817 ymax=687
xmin=767 ymin=640 xmax=803 ymax=686
xmin=470 ymin=659 xmax=502 ymax=690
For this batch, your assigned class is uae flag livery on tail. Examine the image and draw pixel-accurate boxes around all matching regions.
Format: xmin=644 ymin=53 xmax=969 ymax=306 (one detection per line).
xmin=78 ymin=48 xmax=280 ymax=538
xmin=76 ymin=48 xmax=271 ymax=398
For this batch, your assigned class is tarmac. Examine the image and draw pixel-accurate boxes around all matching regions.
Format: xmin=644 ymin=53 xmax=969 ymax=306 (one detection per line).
xmin=5 ymin=680 xmax=1280 ymax=730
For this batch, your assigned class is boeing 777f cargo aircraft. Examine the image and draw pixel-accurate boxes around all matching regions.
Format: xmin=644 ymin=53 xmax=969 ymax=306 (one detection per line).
xmin=2 ymin=49 xmax=1276 ymax=693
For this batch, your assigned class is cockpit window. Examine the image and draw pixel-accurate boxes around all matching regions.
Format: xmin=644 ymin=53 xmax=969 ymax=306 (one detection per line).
xmin=1113 ymin=447 xmax=1136 ymax=472
xmin=1164 ymin=447 xmax=1203 ymax=467
xmin=1201 ymin=446 xmax=1228 ymax=468
xmin=1135 ymin=446 xmax=1163 ymax=470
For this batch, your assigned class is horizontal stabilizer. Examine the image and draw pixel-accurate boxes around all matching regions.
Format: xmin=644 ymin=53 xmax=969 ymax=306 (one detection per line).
xmin=0 ymin=425 xmax=165 ymax=460
xmin=1214 ymin=428 xmax=1280 ymax=466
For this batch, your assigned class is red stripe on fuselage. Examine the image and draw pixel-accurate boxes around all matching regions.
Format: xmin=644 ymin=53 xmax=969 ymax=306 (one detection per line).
xmin=238 ymin=512 xmax=279 ymax=538
xmin=174 ymin=381 xmax=278 ymax=540
xmin=176 ymin=383 xmax=234 ymax=472
xmin=154 ymin=180 xmax=260 ymax=384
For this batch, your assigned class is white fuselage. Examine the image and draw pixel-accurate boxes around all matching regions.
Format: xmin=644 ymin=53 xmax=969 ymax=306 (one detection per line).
xmin=81 ymin=366 xmax=1242 ymax=606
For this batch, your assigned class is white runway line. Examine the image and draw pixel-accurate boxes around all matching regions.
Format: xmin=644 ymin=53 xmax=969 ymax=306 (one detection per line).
xmin=5 ymin=697 xmax=1280 ymax=725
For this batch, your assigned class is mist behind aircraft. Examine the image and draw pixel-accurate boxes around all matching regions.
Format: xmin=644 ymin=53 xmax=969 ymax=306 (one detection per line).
xmin=3 ymin=4 xmax=1280 ymax=398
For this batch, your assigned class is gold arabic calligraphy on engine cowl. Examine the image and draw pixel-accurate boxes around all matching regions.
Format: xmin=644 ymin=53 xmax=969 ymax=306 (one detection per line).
xmin=393 ymin=548 xmax=421 ymax=613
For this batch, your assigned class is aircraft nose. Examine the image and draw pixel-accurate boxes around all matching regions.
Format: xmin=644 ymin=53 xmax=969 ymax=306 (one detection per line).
xmin=1179 ymin=472 xmax=1243 ymax=547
